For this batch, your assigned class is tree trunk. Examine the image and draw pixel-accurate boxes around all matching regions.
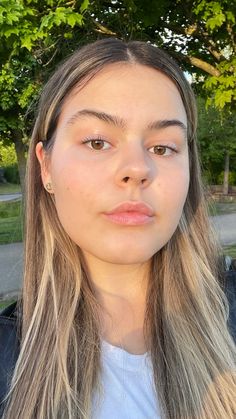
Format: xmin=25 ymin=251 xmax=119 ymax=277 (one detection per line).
xmin=12 ymin=129 xmax=27 ymax=196
xmin=223 ymin=151 xmax=230 ymax=195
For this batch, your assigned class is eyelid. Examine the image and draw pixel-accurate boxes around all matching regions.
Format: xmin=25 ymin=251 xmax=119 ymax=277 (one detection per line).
xmin=81 ymin=134 xmax=109 ymax=142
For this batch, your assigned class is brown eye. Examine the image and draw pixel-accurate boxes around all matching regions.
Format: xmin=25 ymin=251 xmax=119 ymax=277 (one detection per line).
xmin=90 ymin=140 xmax=105 ymax=150
xmin=149 ymin=144 xmax=177 ymax=156
xmin=153 ymin=145 xmax=167 ymax=155
xmin=82 ymin=138 xmax=110 ymax=150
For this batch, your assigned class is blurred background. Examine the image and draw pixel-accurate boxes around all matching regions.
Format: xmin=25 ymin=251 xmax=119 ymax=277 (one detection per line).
xmin=0 ymin=0 xmax=235 ymax=305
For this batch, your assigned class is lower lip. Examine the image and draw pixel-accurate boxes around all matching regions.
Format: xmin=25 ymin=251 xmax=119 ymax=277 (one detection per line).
xmin=103 ymin=211 xmax=154 ymax=225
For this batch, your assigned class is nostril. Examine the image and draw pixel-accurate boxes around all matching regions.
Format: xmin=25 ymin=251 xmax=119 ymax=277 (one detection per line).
xmin=123 ymin=177 xmax=129 ymax=183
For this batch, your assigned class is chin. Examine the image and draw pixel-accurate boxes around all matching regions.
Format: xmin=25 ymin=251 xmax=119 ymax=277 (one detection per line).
xmin=98 ymin=249 xmax=157 ymax=265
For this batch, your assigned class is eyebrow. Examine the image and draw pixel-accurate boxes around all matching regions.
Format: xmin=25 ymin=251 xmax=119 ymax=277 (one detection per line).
xmin=66 ymin=108 xmax=187 ymax=134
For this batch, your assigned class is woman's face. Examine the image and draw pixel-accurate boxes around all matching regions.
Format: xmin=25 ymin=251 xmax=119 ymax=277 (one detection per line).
xmin=36 ymin=63 xmax=189 ymax=265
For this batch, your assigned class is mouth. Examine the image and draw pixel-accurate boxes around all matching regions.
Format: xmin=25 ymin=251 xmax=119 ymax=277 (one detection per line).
xmin=103 ymin=201 xmax=155 ymax=225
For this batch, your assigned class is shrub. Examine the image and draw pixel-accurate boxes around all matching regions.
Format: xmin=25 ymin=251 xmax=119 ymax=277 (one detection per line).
xmin=0 ymin=141 xmax=17 ymax=166
xmin=217 ymin=171 xmax=236 ymax=186
xmin=4 ymin=164 xmax=20 ymax=184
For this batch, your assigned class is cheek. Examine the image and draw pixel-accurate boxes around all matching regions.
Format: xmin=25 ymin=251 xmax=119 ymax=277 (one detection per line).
xmin=49 ymin=150 xmax=114 ymax=253
xmin=158 ymin=162 xmax=189 ymax=210
xmin=50 ymin=154 xmax=100 ymax=224
xmin=51 ymin=146 xmax=98 ymax=196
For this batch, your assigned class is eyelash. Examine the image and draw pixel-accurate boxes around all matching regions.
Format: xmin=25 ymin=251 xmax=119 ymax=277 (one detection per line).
xmin=81 ymin=137 xmax=178 ymax=156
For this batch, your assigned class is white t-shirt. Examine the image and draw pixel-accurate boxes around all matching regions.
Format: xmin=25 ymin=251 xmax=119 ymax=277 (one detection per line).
xmin=92 ymin=340 xmax=161 ymax=419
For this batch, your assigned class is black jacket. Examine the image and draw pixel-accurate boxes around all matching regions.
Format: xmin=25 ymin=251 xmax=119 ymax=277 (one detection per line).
xmin=0 ymin=301 xmax=20 ymax=415
xmin=0 ymin=271 xmax=235 ymax=413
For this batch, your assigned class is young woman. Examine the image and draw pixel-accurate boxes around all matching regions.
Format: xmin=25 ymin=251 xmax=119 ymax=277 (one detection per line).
xmin=0 ymin=38 xmax=236 ymax=418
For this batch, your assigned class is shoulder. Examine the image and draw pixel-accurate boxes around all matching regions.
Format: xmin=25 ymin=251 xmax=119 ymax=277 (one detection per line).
xmin=223 ymin=270 xmax=236 ymax=343
xmin=0 ymin=301 xmax=19 ymax=345
xmin=223 ymin=269 xmax=236 ymax=307
xmin=0 ymin=302 xmax=20 ymax=408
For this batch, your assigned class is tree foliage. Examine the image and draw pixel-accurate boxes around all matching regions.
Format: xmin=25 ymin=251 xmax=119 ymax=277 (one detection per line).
xmin=0 ymin=0 xmax=235 ymax=190
xmin=0 ymin=0 xmax=90 ymax=189
xmin=86 ymin=0 xmax=236 ymax=109
xmin=0 ymin=140 xmax=17 ymax=166
xmin=0 ymin=0 xmax=89 ymax=137
xmin=198 ymin=99 xmax=236 ymax=160
xmin=197 ymin=97 xmax=236 ymax=186
xmin=1 ymin=0 xmax=235 ymax=135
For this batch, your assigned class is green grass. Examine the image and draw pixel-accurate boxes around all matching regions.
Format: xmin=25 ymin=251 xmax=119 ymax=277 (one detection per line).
xmin=208 ymin=201 xmax=236 ymax=216
xmin=0 ymin=200 xmax=23 ymax=244
xmin=0 ymin=200 xmax=22 ymax=218
xmin=0 ymin=300 xmax=16 ymax=310
xmin=223 ymin=245 xmax=236 ymax=258
xmin=0 ymin=183 xmax=21 ymax=194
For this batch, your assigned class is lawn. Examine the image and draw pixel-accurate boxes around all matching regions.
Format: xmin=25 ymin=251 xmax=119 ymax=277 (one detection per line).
xmin=208 ymin=201 xmax=236 ymax=216
xmin=0 ymin=200 xmax=23 ymax=244
xmin=0 ymin=300 xmax=16 ymax=311
xmin=223 ymin=245 xmax=236 ymax=259
xmin=0 ymin=183 xmax=21 ymax=194
xmin=213 ymin=202 xmax=236 ymax=215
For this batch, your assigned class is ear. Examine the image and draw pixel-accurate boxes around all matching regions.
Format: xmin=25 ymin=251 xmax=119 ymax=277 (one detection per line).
xmin=35 ymin=142 xmax=54 ymax=194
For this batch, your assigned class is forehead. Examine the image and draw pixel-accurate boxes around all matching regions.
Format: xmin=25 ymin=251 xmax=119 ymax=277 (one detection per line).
xmin=58 ymin=62 xmax=187 ymax=128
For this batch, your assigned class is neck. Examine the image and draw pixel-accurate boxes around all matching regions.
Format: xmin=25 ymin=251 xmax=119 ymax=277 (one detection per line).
xmin=83 ymin=251 xmax=151 ymax=354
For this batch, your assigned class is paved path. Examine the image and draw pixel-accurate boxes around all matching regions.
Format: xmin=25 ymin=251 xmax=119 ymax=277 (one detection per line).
xmin=0 ymin=213 xmax=235 ymax=299
xmin=0 ymin=193 xmax=22 ymax=202
xmin=211 ymin=213 xmax=236 ymax=246
xmin=0 ymin=242 xmax=23 ymax=298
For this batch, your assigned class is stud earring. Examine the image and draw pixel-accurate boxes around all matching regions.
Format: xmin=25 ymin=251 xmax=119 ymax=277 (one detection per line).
xmin=45 ymin=182 xmax=53 ymax=192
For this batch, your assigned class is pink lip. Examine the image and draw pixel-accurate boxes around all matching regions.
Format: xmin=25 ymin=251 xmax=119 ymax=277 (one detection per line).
xmin=103 ymin=201 xmax=155 ymax=225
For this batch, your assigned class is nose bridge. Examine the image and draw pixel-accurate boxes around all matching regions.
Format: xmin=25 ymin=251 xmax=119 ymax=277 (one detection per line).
xmin=115 ymin=139 xmax=154 ymax=185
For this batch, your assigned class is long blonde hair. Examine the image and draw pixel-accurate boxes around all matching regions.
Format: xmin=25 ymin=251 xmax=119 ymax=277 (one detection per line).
xmin=3 ymin=38 xmax=236 ymax=418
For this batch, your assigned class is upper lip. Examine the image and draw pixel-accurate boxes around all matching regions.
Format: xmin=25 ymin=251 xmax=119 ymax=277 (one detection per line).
xmin=105 ymin=201 xmax=154 ymax=216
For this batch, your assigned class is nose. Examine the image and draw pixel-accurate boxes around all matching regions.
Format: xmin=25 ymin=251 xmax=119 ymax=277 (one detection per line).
xmin=114 ymin=143 xmax=154 ymax=188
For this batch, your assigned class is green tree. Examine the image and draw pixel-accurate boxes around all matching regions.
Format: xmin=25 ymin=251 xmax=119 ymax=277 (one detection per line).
xmin=0 ymin=0 xmax=235 ymax=192
xmin=0 ymin=0 xmax=90 ymax=192
xmin=86 ymin=0 xmax=236 ymax=109
xmin=197 ymin=98 xmax=236 ymax=193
